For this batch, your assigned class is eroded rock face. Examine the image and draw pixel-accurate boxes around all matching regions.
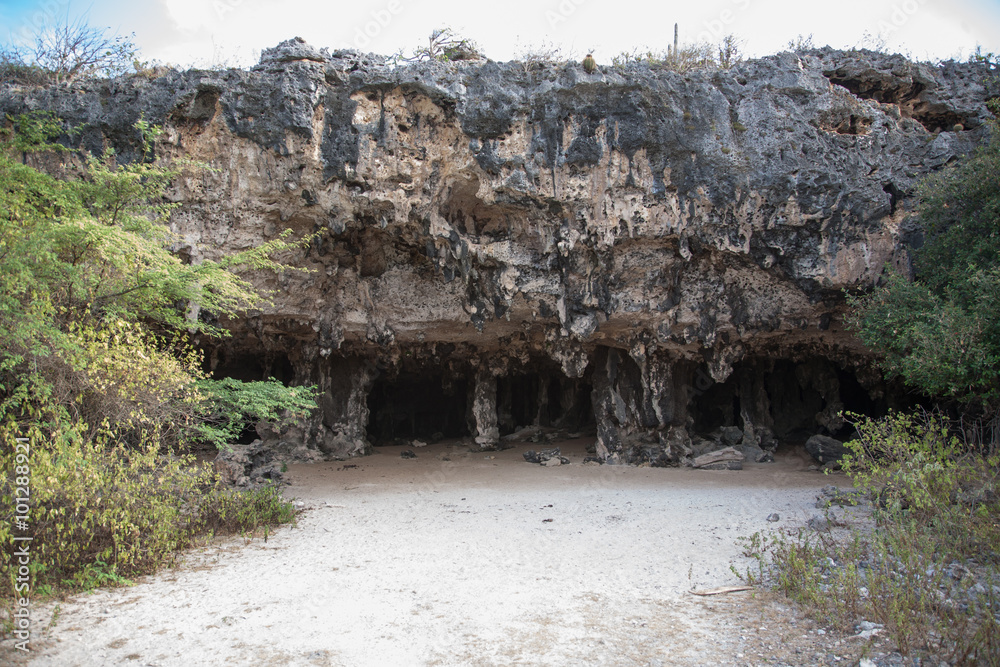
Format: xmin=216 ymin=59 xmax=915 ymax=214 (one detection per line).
xmin=3 ymin=40 xmax=993 ymax=462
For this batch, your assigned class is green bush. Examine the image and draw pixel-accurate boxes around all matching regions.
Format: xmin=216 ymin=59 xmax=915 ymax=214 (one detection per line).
xmin=0 ymin=113 xmax=317 ymax=449
xmin=844 ymin=412 xmax=1000 ymax=551
xmin=737 ymin=412 xmax=1000 ymax=664
xmin=195 ymin=377 xmax=317 ymax=451
xmin=848 ymin=104 xmax=1000 ymax=412
xmin=0 ymin=111 xmax=312 ymax=628
xmin=0 ymin=417 xmax=296 ymax=602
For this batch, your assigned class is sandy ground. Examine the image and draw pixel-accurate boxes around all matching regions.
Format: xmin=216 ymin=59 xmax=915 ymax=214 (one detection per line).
xmin=6 ymin=439 xmax=881 ymax=666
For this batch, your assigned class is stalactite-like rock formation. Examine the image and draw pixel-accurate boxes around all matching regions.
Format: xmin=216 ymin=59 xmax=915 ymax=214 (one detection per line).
xmin=3 ymin=39 xmax=993 ymax=462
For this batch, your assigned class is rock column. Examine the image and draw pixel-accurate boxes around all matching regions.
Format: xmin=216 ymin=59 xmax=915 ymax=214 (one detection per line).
xmin=471 ymin=366 xmax=500 ymax=450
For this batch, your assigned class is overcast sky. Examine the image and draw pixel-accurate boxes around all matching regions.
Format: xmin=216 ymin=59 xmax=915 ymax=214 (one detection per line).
xmin=2 ymin=0 xmax=999 ymax=68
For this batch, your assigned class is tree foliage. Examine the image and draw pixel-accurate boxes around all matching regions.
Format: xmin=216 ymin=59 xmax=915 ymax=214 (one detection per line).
xmin=0 ymin=111 xmax=316 ymax=447
xmin=0 ymin=113 xmax=313 ymax=606
xmin=848 ymin=106 xmax=1000 ymax=409
xmin=0 ymin=14 xmax=141 ymax=84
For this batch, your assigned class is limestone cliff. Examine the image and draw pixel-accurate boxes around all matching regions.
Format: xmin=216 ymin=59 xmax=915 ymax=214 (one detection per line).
xmin=3 ymin=39 xmax=993 ymax=463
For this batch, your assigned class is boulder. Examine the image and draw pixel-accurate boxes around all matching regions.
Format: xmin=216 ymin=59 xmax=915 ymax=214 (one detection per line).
xmin=692 ymin=447 xmax=745 ymax=470
xmin=720 ymin=426 xmax=744 ymax=447
xmin=805 ymin=435 xmax=848 ymax=464
xmin=213 ymin=439 xmax=285 ymax=486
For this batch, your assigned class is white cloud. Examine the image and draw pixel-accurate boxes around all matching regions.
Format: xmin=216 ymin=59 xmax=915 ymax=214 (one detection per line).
xmin=113 ymin=0 xmax=1000 ymax=67
xmin=161 ymin=0 xmax=220 ymax=34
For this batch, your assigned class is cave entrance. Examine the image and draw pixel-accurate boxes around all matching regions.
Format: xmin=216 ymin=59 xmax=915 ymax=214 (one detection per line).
xmin=691 ymin=374 xmax=739 ymax=435
xmin=690 ymin=357 xmax=894 ymax=445
xmin=497 ymin=369 xmax=594 ymax=435
xmin=366 ymin=372 xmax=470 ymax=444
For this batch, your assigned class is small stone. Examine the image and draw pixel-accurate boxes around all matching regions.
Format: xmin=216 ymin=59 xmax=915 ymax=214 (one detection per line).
xmin=700 ymin=460 xmax=743 ymax=470
xmin=540 ymin=447 xmax=561 ymax=460
xmin=543 ymin=457 xmax=562 ymax=467
xmin=767 ymin=513 xmax=780 ymax=522
xmin=400 ymin=450 xmax=417 ymax=459
xmin=740 ymin=443 xmax=767 ymax=462
xmin=412 ymin=440 xmax=428 ymax=448
xmin=807 ymin=514 xmax=830 ymax=531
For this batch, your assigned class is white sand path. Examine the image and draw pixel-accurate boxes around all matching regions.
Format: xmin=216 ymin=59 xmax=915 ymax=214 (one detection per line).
xmin=11 ymin=439 xmax=858 ymax=666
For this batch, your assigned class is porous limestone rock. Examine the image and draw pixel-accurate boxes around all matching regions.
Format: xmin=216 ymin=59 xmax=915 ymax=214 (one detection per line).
xmin=3 ymin=41 xmax=992 ymax=463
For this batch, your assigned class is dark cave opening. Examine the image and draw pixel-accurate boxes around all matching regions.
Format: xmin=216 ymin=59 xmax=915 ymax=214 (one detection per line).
xmin=270 ymin=354 xmax=295 ymax=385
xmin=497 ymin=372 xmax=594 ymax=435
xmin=212 ymin=352 xmax=263 ymax=382
xmin=833 ymin=366 xmax=885 ymax=439
xmin=366 ymin=372 xmax=470 ymax=444
xmin=691 ymin=375 xmax=738 ymax=435
xmin=364 ymin=361 xmax=595 ymax=446
xmin=498 ymin=372 xmax=540 ymax=432
xmin=765 ymin=360 xmax=828 ymax=442
xmin=210 ymin=349 xmax=295 ymax=385
xmin=690 ymin=358 xmax=892 ymax=446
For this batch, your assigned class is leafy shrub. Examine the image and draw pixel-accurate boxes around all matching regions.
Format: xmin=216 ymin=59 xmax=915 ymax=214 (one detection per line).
xmin=848 ymin=107 xmax=1000 ymax=413
xmin=195 ymin=377 xmax=317 ymax=450
xmin=0 ymin=416 xmax=296 ymax=602
xmin=612 ymin=34 xmax=743 ymax=73
xmin=0 ymin=110 xmax=312 ymax=627
xmin=737 ymin=412 xmax=1000 ymax=664
xmin=0 ymin=113 xmax=316 ymax=450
